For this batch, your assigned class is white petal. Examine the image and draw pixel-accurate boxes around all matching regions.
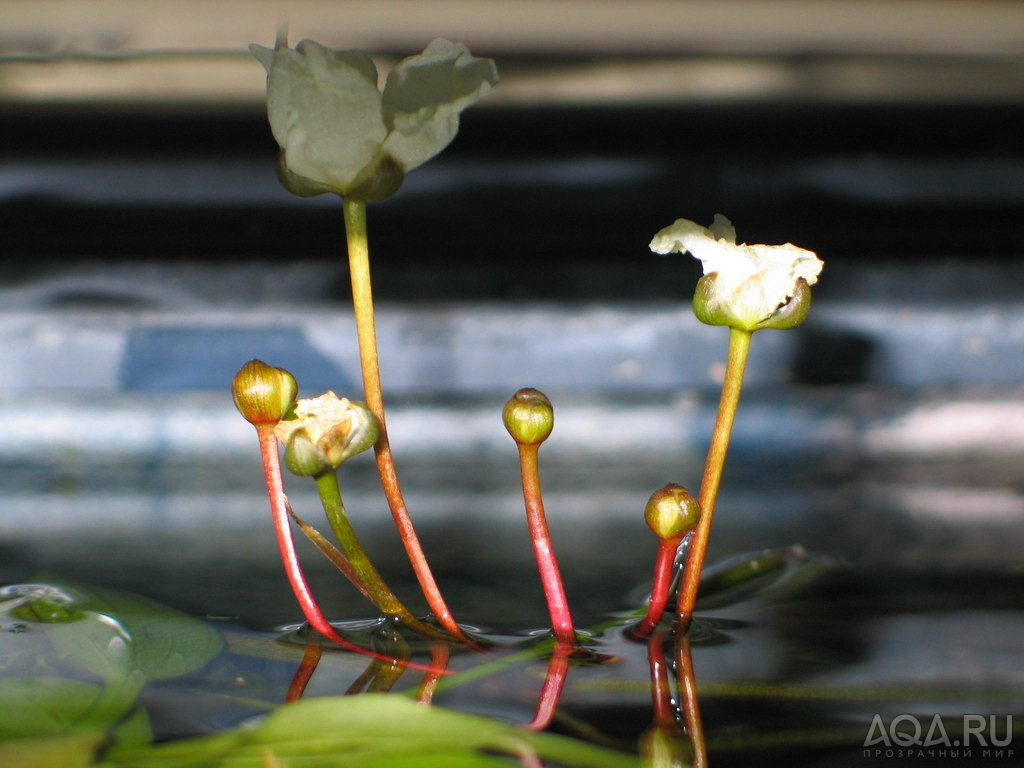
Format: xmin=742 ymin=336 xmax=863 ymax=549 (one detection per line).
xmin=648 ymin=218 xmax=715 ymax=255
xmin=256 ymin=40 xmax=388 ymax=191
xmin=651 ymin=215 xmax=824 ymax=328
xmin=708 ymin=214 xmax=736 ymax=243
xmin=381 ymin=39 xmax=499 ymax=171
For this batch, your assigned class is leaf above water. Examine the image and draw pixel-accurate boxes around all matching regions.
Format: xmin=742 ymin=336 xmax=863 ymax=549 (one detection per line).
xmin=104 ymin=694 xmax=642 ymax=768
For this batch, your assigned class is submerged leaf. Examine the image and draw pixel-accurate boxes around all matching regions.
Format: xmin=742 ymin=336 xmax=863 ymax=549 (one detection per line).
xmin=18 ymin=578 xmax=223 ymax=682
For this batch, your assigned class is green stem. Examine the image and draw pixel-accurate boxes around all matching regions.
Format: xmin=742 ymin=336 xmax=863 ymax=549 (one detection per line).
xmin=254 ymin=425 xmax=445 ymax=674
xmin=342 ymin=197 xmax=470 ymax=645
xmin=313 ymin=471 xmax=452 ymax=641
xmin=676 ymin=327 xmax=753 ymax=627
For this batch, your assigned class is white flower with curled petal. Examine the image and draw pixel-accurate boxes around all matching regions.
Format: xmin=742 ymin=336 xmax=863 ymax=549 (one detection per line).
xmin=250 ymin=38 xmax=498 ymax=200
xmin=650 ymin=214 xmax=823 ymax=331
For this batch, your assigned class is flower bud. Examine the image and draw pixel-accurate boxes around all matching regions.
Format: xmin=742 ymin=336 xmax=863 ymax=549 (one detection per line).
xmin=644 ymin=484 xmax=701 ymax=540
xmin=282 ymin=429 xmax=332 ymax=477
xmin=232 ymin=359 xmax=298 ymax=426
xmin=275 ymin=392 xmax=379 ymax=469
xmin=502 ymin=388 xmax=554 ymax=446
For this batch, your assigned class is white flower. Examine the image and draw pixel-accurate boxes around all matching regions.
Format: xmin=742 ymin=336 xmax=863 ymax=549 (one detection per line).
xmin=275 ymin=392 xmax=378 ymax=469
xmin=650 ymin=214 xmax=823 ymax=330
xmin=250 ymin=38 xmax=498 ymax=199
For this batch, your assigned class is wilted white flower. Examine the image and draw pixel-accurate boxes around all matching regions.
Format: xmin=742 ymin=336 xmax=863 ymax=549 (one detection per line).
xmin=650 ymin=214 xmax=823 ymax=330
xmin=250 ymin=38 xmax=498 ymax=200
xmin=275 ymin=391 xmax=379 ymax=469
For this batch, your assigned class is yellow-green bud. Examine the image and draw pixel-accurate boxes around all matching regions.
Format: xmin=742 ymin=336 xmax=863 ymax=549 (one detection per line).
xmin=283 ymin=430 xmax=332 ymax=477
xmin=232 ymin=359 xmax=298 ymax=426
xmin=502 ymin=388 xmax=554 ymax=446
xmin=644 ymin=484 xmax=701 ymax=540
xmin=275 ymin=392 xmax=379 ymax=469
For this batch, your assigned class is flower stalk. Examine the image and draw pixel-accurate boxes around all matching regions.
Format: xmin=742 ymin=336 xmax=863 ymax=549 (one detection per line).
xmin=526 ymin=646 xmax=572 ymax=731
xmin=416 ymin=643 xmax=452 ymax=704
xmin=676 ymin=327 xmax=752 ymax=626
xmin=504 ymin=389 xmax=577 ymax=648
xmin=639 ymin=629 xmax=691 ymax=767
xmin=674 ymin=627 xmax=708 ymax=768
xmin=285 ymin=634 xmax=323 ymax=703
xmin=342 ymin=197 xmax=470 ymax=645
xmin=313 ymin=469 xmax=452 ymax=641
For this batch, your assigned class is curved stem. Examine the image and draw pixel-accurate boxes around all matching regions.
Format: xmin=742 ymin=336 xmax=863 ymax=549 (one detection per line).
xmin=314 ymin=471 xmax=452 ymax=641
xmin=646 ymin=629 xmax=674 ymax=727
xmin=254 ymin=424 xmax=448 ymax=675
xmin=526 ymin=644 xmax=572 ymax=731
xmin=416 ymin=642 xmax=451 ymax=704
xmin=676 ymin=327 xmax=752 ymax=627
xmin=632 ymin=536 xmax=682 ymax=640
xmin=285 ymin=635 xmax=323 ymax=703
xmin=517 ymin=443 xmax=577 ymax=647
xmin=342 ymin=197 xmax=469 ymax=644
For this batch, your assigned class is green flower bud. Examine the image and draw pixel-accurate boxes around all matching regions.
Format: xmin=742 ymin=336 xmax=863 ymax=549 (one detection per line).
xmin=502 ymin=388 xmax=554 ymax=446
xmin=275 ymin=392 xmax=379 ymax=469
xmin=644 ymin=483 xmax=701 ymax=540
xmin=283 ymin=429 xmax=332 ymax=477
xmin=232 ymin=359 xmax=298 ymax=426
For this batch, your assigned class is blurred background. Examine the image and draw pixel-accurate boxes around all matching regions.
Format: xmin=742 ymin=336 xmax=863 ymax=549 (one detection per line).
xmin=2 ymin=0 xmax=1023 ymax=629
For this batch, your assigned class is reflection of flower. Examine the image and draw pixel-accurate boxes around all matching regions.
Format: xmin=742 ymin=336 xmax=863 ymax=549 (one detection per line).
xmin=275 ymin=392 xmax=379 ymax=469
xmin=650 ymin=215 xmax=823 ymax=330
xmin=250 ymin=38 xmax=498 ymax=200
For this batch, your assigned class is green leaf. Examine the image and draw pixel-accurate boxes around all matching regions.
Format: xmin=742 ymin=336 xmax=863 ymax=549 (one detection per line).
xmin=20 ymin=578 xmax=223 ymax=682
xmin=0 ymin=732 xmax=105 ymax=768
xmin=0 ymin=678 xmax=109 ymax=740
xmin=104 ymin=695 xmax=641 ymax=768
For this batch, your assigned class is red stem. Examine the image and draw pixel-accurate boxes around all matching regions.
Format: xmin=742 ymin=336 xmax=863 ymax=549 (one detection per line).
xmin=255 ymin=425 xmax=449 ymax=675
xmin=517 ymin=444 xmax=576 ymax=647
xmin=285 ymin=635 xmax=323 ymax=703
xmin=633 ymin=537 xmax=682 ymax=639
xmin=646 ymin=629 xmax=674 ymax=726
xmin=526 ymin=644 xmax=572 ymax=731
xmin=416 ymin=642 xmax=452 ymax=704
